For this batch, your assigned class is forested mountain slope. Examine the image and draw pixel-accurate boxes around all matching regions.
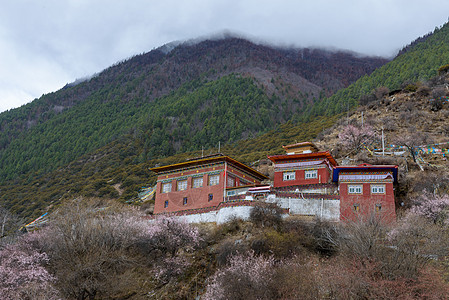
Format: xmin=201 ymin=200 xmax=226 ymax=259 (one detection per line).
xmin=0 ymin=37 xmax=386 ymax=184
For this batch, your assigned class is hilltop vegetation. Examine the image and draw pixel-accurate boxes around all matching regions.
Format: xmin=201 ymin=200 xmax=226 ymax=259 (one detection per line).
xmin=306 ymin=21 xmax=449 ymax=117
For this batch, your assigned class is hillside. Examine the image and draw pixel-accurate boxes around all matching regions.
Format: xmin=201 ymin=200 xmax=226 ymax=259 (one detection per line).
xmin=0 ymin=37 xmax=386 ymax=185
xmin=306 ymin=21 xmax=449 ymax=117
xmin=312 ymin=72 xmax=449 ymax=209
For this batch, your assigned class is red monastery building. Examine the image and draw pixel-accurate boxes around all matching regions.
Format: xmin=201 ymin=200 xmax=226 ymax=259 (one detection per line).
xmin=149 ymin=142 xmax=398 ymax=224
xmin=333 ymin=164 xmax=398 ymax=223
xmin=150 ymin=154 xmax=268 ymax=214
xmin=268 ymin=142 xmax=338 ymax=188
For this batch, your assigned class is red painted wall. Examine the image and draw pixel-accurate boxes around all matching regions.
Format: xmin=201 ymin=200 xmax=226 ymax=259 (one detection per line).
xmin=339 ymin=182 xmax=396 ymax=223
xmin=154 ymin=165 xmax=225 ymax=214
xmin=273 ymin=166 xmax=332 ymax=188
xmin=153 ymin=164 xmax=263 ymax=214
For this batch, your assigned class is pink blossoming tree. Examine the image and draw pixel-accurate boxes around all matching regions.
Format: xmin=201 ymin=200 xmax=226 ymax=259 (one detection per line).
xmin=338 ymin=124 xmax=377 ymax=152
xmin=410 ymin=191 xmax=449 ymax=225
xmin=0 ymin=242 xmax=59 ymax=300
xmin=204 ymin=251 xmax=276 ymax=300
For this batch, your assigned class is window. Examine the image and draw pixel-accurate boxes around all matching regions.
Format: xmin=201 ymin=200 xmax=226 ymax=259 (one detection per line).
xmin=183 ymin=197 xmax=188 ymax=205
xmin=371 ymin=184 xmax=385 ymax=194
xmin=161 ymin=182 xmax=171 ymax=193
xmin=348 ymin=185 xmax=363 ymax=194
xmin=227 ymin=190 xmax=236 ymax=196
xmin=209 ymin=174 xmax=220 ymax=186
xmin=227 ymin=176 xmax=235 ymax=187
xmin=305 ymin=169 xmax=318 ymax=179
xmin=177 ymin=179 xmax=187 ymax=191
xmin=375 ymin=204 xmax=382 ymax=212
xmin=283 ymin=171 xmax=295 ymax=181
xmin=164 ymin=200 xmax=169 ymax=208
xmin=208 ymin=193 xmax=213 ymax=201
xmin=353 ymin=204 xmax=360 ymax=212
xmin=193 ymin=177 xmax=203 ymax=188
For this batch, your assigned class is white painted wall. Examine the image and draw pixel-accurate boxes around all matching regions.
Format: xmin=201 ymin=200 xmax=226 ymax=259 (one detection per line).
xmin=178 ymin=205 xmax=254 ymax=224
xmin=267 ymin=194 xmax=339 ymax=221
xmin=166 ymin=195 xmax=340 ymax=224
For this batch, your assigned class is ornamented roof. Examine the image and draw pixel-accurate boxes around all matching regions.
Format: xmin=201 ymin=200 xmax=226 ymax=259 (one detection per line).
xmin=282 ymin=141 xmax=319 ymax=154
xmin=150 ymin=154 xmax=268 ymax=181
xmin=333 ymin=164 xmax=398 ymax=183
xmin=267 ymin=151 xmax=338 ymax=167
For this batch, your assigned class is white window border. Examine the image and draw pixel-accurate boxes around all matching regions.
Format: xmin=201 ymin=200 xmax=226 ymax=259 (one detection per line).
xmin=371 ymin=184 xmax=385 ymax=194
xmin=209 ymin=174 xmax=220 ymax=186
xmin=283 ymin=171 xmax=296 ymax=181
xmin=177 ymin=179 xmax=188 ymax=191
xmin=305 ymin=169 xmax=318 ymax=179
xmin=192 ymin=177 xmax=203 ymax=188
xmin=348 ymin=184 xmax=363 ymax=194
xmin=161 ymin=182 xmax=172 ymax=193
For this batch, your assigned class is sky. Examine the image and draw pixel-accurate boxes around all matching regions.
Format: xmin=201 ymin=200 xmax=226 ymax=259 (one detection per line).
xmin=1 ymin=1 xmax=448 ymax=113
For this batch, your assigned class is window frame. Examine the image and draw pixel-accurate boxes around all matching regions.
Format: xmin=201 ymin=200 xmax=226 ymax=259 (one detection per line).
xmin=177 ymin=179 xmax=188 ymax=191
xmin=208 ymin=193 xmax=213 ymax=201
xmin=283 ymin=171 xmax=296 ymax=181
xmin=161 ymin=182 xmax=172 ymax=193
xmin=371 ymin=184 xmax=386 ymax=194
xmin=227 ymin=176 xmax=235 ymax=187
xmin=183 ymin=197 xmax=188 ymax=205
xmin=192 ymin=176 xmax=203 ymax=188
xmin=304 ymin=169 xmax=318 ymax=179
xmin=164 ymin=200 xmax=169 ymax=208
xmin=227 ymin=190 xmax=236 ymax=196
xmin=375 ymin=204 xmax=382 ymax=212
xmin=209 ymin=174 xmax=220 ymax=186
xmin=348 ymin=184 xmax=363 ymax=194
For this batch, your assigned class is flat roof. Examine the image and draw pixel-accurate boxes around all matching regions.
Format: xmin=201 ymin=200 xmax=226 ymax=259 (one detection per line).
xmin=332 ymin=164 xmax=398 ymax=183
xmin=150 ymin=155 xmax=268 ymax=181
xmin=268 ymin=151 xmax=338 ymax=167
xmin=282 ymin=141 xmax=319 ymax=151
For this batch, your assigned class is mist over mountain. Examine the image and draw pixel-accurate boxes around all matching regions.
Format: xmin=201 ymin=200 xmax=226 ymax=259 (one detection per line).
xmin=0 ymin=37 xmax=386 ymax=183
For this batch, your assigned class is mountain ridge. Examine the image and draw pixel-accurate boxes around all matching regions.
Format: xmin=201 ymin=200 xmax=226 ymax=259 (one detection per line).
xmin=0 ymin=37 xmax=386 ymax=184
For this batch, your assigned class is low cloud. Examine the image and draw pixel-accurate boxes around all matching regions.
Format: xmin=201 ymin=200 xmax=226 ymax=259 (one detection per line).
xmin=1 ymin=0 xmax=449 ymax=112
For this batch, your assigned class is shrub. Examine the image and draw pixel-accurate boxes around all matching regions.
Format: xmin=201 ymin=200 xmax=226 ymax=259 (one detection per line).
xmin=404 ymin=83 xmax=418 ymax=93
xmin=410 ymin=192 xmax=449 ymax=225
xmin=271 ymin=255 xmax=321 ymax=299
xmin=251 ymin=229 xmax=302 ymax=258
xmin=216 ymin=238 xmax=249 ymax=266
xmin=416 ymin=84 xmax=431 ymax=96
xmin=28 ymin=198 xmax=201 ymax=299
xmin=249 ymin=202 xmax=283 ymax=229
xmin=321 ymin=256 xmax=449 ymax=299
xmin=438 ymin=63 xmax=449 ymax=75
xmin=0 ymin=241 xmax=59 ymax=300
xmin=204 ymin=251 xmax=276 ymax=300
